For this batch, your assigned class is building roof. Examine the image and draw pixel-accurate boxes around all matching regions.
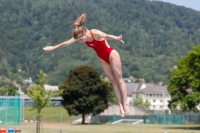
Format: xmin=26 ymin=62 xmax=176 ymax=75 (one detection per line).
xmin=14 ymin=83 xmax=21 ymax=88
xmin=126 ymin=83 xmax=139 ymax=96
xmin=126 ymin=83 xmax=155 ymax=96
xmin=132 ymin=85 xmax=169 ymax=94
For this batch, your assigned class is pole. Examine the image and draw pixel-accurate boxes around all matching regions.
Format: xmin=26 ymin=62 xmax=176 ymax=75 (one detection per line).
xmin=163 ymin=92 xmax=167 ymax=133
xmin=88 ymin=113 xmax=92 ymax=133
xmin=58 ymin=115 xmax=62 ymax=133
xmin=23 ymin=94 xmax=25 ymax=121
xmin=5 ymin=92 xmax=8 ymax=125
xmin=113 ymin=114 xmax=116 ymax=133
xmin=20 ymin=94 xmax=22 ymax=123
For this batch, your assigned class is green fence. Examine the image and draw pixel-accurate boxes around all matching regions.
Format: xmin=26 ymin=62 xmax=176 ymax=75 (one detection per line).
xmin=0 ymin=96 xmax=21 ymax=125
xmin=92 ymin=114 xmax=200 ymax=124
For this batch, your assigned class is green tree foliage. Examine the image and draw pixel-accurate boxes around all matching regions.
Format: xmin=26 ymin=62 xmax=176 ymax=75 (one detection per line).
xmin=133 ymin=97 xmax=151 ymax=109
xmin=27 ymin=70 xmax=62 ymax=133
xmin=167 ymin=45 xmax=200 ymax=112
xmin=27 ymin=70 xmax=61 ymax=115
xmin=60 ymin=65 xmax=113 ymax=124
xmin=0 ymin=0 xmax=200 ymax=85
xmin=0 ymin=85 xmax=16 ymax=96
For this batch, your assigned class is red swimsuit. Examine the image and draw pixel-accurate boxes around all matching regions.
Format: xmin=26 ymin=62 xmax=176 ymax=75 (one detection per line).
xmin=85 ymin=30 xmax=114 ymax=64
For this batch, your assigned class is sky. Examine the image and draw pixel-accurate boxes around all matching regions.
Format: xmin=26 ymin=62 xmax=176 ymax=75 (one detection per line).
xmin=161 ymin=0 xmax=200 ymax=11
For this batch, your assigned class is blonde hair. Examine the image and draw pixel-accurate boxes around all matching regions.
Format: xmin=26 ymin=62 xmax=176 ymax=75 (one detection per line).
xmin=73 ymin=13 xmax=87 ymax=39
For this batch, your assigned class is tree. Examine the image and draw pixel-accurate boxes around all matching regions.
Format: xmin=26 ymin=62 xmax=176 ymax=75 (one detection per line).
xmin=133 ymin=97 xmax=151 ymax=109
xmin=1 ymin=0 xmax=200 ymax=85
xmin=167 ymin=45 xmax=200 ymax=112
xmin=0 ymin=85 xmax=16 ymax=96
xmin=27 ymin=70 xmax=61 ymax=133
xmin=59 ymin=65 xmax=113 ymax=124
xmin=129 ymin=76 xmax=136 ymax=82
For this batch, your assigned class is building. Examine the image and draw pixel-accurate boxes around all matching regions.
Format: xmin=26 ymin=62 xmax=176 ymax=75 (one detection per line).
xmin=126 ymin=82 xmax=155 ymax=105
xmin=25 ymin=77 xmax=32 ymax=83
xmin=21 ymin=95 xmax=62 ymax=107
xmin=44 ymin=84 xmax=59 ymax=91
xmin=123 ymin=78 xmax=132 ymax=83
xmin=131 ymin=84 xmax=171 ymax=111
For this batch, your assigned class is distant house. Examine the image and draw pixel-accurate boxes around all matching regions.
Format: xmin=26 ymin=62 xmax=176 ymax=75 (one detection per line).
xmin=126 ymin=83 xmax=155 ymax=105
xmin=135 ymin=78 xmax=146 ymax=83
xmin=27 ymin=84 xmax=59 ymax=92
xmin=25 ymin=77 xmax=32 ymax=83
xmin=14 ymin=83 xmax=25 ymax=95
xmin=44 ymin=84 xmax=59 ymax=91
xmin=123 ymin=77 xmax=146 ymax=83
xmin=131 ymin=84 xmax=171 ymax=111
xmin=123 ymin=78 xmax=131 ymax=83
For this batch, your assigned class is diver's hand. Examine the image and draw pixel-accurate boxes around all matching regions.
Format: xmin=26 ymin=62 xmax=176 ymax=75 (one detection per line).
xmin=43 ymin=46 xmax=55 ymax=51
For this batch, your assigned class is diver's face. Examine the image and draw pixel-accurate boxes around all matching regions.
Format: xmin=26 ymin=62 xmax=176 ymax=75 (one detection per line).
xmin=77 ymin=34 xmax=87 ymax=43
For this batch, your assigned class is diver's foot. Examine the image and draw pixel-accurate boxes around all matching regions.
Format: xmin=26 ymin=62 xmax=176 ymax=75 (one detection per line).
xmin=123 ymin=103 xmax=129 ymax=116
xmin=119 ymin=104 xmax=125 ymax=117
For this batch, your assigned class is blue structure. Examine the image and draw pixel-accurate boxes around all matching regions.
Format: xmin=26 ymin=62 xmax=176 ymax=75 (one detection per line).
xmin=8 ymin=128 xmax=15 ymax=133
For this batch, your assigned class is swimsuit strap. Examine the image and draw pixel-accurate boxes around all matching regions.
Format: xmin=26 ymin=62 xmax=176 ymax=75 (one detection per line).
xmin=90 ymin=30 xmax=95 ymax=40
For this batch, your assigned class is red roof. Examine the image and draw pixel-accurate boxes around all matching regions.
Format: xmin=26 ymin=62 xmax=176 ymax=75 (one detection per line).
xmin=14 ymin=83 xmax=20 ymax=88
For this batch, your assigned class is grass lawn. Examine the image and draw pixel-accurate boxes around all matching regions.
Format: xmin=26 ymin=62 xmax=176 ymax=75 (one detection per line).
xmin=24 ymin=107 xmax=79 ymax=123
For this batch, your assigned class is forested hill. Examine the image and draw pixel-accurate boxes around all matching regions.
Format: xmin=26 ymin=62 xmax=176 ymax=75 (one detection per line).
xmin=1 ymin=0 xmax=200 ymax=86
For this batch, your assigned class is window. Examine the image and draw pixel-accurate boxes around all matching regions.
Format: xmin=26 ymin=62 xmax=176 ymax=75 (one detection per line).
xmin=160 ymin=100 xmax=163 ymax=102
xmin=153 ymin=100 xmax=156 ymax=102
xmin=160 ymin=106 xmax=163 ymax=108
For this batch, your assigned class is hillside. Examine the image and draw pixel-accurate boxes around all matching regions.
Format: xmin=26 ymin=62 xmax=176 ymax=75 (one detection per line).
xmin=0 ymin=0 xmax=200 ymax=86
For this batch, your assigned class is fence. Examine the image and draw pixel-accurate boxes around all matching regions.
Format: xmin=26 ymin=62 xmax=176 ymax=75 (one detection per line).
xmin=91 ymin=104 xmax=200 ymax=124
xmin=0 ymin=96 xmax=21 ymax=125
xmin=92 ymin=113 xmax=200 ymax=124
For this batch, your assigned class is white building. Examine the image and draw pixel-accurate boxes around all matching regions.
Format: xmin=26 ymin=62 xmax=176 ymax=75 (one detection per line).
xmin=44 ymin=84 xmax=59 ymax=91
xmin=126 ymin=82 xmax=155 ymax=105
xmin=25 ymin=77 xmax=32 ymax=83
xmin=131 ymin=84 xmax=171 ymax=111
